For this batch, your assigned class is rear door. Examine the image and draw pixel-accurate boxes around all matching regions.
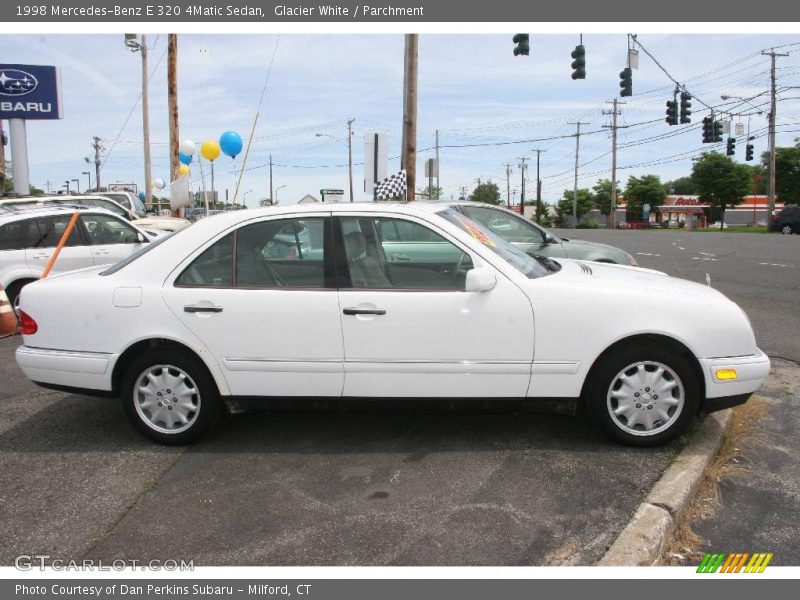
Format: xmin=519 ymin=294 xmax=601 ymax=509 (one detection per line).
xmin=24 ymin=214 xmax=94 ymax=275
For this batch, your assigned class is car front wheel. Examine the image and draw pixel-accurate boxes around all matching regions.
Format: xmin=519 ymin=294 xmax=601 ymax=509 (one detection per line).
xmin=121 ymin=349 xmax=222 ymax=444
xmin=781 ymin=224 xmax=793 ymax=235
xmin=586 ymin=345 xmax=700 ymax=446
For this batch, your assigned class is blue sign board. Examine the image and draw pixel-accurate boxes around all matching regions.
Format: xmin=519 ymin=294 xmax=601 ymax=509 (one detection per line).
xmin=0 ymin=64 xmax=62 ymax=120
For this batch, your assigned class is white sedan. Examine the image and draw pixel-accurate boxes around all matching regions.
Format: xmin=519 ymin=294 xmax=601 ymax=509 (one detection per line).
xmin=14 ymin=203 xmax=770 ymax=446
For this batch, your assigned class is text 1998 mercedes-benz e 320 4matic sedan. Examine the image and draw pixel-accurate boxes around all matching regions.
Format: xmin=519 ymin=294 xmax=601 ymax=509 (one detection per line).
xmin=15 ymin=203 xmax=770 ymax=446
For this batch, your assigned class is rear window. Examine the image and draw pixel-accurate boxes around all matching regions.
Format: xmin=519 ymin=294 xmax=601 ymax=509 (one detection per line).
xmin=100 ymin=231 xmax=176 ymax=275
xmin=0 ymin=219 xmax=31 ymax=251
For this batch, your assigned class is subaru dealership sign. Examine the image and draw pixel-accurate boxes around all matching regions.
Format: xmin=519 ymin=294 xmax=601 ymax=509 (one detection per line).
xmin=0 ymin=64 xmax=62 ymax=119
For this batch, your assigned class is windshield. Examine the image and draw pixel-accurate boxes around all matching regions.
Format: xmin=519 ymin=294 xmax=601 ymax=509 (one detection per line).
xmin=100 ymin=230 xmax=176 ymax=275
xmin=438 ymin=208 xmax=551 ymax=278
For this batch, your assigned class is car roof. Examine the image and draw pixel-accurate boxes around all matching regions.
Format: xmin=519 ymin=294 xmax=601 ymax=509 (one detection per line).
xmin=0 ymin=203 xmax=124 ymax=222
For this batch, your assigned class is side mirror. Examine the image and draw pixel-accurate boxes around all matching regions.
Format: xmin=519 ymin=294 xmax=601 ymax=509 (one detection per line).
xmin=465 ymin=267 xmax=497 ymax=292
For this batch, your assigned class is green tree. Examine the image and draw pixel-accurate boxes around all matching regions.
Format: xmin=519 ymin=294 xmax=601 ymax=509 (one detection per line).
xmin=592 ymin=179 xmax=620 ymax=216
xmin=663 ymin=176 xmax=696 ymax=196
xmin=624 ymin=175 xmax=667 ymax=221
xmin=416 ymin=185 xmax=443 ymax=201
xmin=762 ymin=140 xmax=800 ymax=205
xmin=468 ymin=182 xmax=501 ymax=205
xmin=555 ymin=188 xmax=594 ymax=227
xmin=691 ymin=152 xmax=751 ymax=227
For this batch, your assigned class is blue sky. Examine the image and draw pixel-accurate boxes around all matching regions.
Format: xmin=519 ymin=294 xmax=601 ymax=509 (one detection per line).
xmin=2 ymin=33 xmax=800 ymax=206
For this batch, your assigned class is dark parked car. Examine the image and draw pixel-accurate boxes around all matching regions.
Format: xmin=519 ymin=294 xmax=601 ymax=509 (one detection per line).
xmin=771 ymin=205 xmax=800 ymax=234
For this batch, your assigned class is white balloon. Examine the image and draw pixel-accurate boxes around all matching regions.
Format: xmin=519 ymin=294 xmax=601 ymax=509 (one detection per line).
xmin=152 ymin=178 xmax=166 ymax=190
xmin=179 ymin=139 xmax=195 ymax=156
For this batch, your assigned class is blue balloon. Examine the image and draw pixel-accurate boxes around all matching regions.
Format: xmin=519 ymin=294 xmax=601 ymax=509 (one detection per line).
xmin=219 ymin=131 xmax=243 ymax=159
xmin=178 ymin=151 xmax=193 ymax=165
xmin=138 ymin=192 xmax=146 ymax=200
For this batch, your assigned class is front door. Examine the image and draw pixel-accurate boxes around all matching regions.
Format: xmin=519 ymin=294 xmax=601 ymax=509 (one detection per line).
xmin=161 ymin=214 xmax=344 ymax=397
xmin=335 ymin=214 xmax=534 ymax=398
xmin=79 ymin=212 xmax=147 ymax=266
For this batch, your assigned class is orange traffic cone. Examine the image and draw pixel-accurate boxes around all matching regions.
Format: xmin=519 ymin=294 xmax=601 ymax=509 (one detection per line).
xmin=0 ymin=284 xmax=19 ymax=338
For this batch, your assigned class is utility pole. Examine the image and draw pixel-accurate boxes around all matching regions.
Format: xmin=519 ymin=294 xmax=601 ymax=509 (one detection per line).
xmin=517 ymin=157 xmax=528 ymax=215
xmin=127 ymin=33 xmax=153 ymax=206
xmin=0 ymin=119 xmax=6 ymax=197
xmin=435 ymin=129 xmax=440 ymax=197
xmin=531 ymin=149 xmax=545 ymax=223
xmin=91 ymin=136 xmax=103 ymax=190
xmin=763 ymin=49 xmax=788 ymax=229
xmin=504 ymin=163 xmax=513 ymax=208
xmin=167 ymin=34 xmax=179 ymax=183
xmin=347 ymin=118 xmax=355 ymax=202
xmin=269 ymin=154 xmax=274 ymax=205
xmin=603 ymin=100 xmax=624 ymax=228
xmin=568 ymin=121 xmax=588 ymax=227
xmin=403 ymin=34 xmax=418 ymax=201
xmin=460 ymin=185 xmax=467 ymax=200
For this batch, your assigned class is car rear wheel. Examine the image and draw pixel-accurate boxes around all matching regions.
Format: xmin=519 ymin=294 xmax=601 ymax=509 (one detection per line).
xmin=121 ymin=349 xmax=222 ymax=445
xmin=586 ymin=344 xmax=700 ymax=446
xmin=781 ymin=224 xmax=793 ymax=235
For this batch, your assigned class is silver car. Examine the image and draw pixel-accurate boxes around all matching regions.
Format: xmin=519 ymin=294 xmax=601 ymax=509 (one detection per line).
xmin=450 ymin=202 xmax=637 ymax=266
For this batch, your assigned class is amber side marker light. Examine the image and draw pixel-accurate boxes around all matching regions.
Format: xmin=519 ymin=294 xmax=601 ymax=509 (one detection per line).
xmin=716 ymin=369 xmax=737 ymax=381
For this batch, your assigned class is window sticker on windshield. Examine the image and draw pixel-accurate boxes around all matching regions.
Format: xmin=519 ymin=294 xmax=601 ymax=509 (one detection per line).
xmin=453 ymin=213 xmax=497 ymax=248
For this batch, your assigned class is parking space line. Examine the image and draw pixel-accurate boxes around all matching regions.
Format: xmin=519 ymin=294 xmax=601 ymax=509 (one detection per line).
xmin=759 ymin=262 xmax=793 ymax=268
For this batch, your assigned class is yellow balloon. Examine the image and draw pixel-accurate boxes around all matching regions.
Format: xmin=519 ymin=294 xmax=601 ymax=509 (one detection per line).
xmin=200 ymin=140 xmax=221 ymax=161
xmin=178 ymin=164 xmax=190 ymax=176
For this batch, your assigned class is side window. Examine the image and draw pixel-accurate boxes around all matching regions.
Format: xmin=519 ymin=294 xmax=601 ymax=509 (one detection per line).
xmin=28 ymin=215 xmax=83 ymax=248
xmin=236 ymin=217 xmax=325 ymax=288
xmin=463 ymin=206 xmax=545 ymax=244
xmin=175 ymin=233 xmax=233 ymax=287
xmin=0 ymin=220 xmax=30 ymax=251
xmin=80 ymin=213 xmax=141 ymax=245
xmin=339 ymin=216 xmax=473 ymax=290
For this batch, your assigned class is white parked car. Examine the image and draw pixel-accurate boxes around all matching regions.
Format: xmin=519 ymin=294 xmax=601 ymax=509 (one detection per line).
xmin=0 ymin=204 xmax=156 ymax=305
xmin=14 ymin=203 xmax=769 ymax=446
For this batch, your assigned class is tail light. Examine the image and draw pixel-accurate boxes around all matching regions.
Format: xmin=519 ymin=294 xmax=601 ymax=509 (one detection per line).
xmin=18 ymin=310 xmax=38 ymax=335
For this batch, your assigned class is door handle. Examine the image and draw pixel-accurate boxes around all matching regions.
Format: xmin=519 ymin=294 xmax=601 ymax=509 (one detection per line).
xmin=33 ymin=253 xmax=50 ymax=259
xmin=343 ymin=307 xmax=386 ymax=316
xmin=184 ymin=305 xmax=223 ymax=313
xmin=95 ymin=249 xmax=110 ymax=255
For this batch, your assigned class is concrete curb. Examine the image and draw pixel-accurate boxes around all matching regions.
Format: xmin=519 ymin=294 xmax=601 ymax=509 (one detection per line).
xmin=598 ymin=409 xmax=733 ymax=566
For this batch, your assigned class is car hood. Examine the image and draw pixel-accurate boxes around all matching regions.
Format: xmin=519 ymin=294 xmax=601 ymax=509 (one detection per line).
xmin=549 ymin=258 xmax=726 ymax=300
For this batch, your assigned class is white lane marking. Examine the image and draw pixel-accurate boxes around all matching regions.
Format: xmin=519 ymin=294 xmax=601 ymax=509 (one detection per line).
xmin=759 ymin=262 xmax=793 ymax=268
xmin=677 ymin=246 xmax=686 ymax=250
xmin=636 ymin=252 xmax=661 ymax=256
xmin=692 ymin=257 xmax=719 ymax=261
xmin=698 ymin=251 xmax=716 ymax=256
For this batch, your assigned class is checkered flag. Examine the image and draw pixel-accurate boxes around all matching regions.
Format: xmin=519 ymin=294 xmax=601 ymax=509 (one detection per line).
xmin=374 ymin=170 xmax=407 ymax=200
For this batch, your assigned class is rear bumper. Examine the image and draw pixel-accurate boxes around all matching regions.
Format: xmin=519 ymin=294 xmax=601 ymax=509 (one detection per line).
xmin=15 ymin=345 xmax=116 ymax=392
xmin=699 ymin=348 xmax=770 ymax=406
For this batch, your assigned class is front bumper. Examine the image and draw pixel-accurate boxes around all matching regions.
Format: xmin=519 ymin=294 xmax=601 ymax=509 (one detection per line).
xmin=16 ymin=345 xmax=116 ymax=392
xmin=699 ymin=348 xmax=771 ymax=410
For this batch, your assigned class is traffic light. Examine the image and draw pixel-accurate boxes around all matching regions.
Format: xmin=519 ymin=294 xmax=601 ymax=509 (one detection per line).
xmin=745 ymin=143 xmax=754 ymax=161
xmin=726 ymin=137 xmax=736 ymax=156
xmin=665 ymin=100 xmax=678 ymax=126
xmin=680 ymin=91 xmax=692 ymax=124
xmin=619 ymin=67 xmax=632 ymax=97
xmin=713 ymin=120 xmax=724 ymax=143
xmin=702 ymin=116 xmax=713 ymax=143
xmin=513 ymin=34 xmax=530 ymax=56
xmin=571 ymin=45 xmax=586 ymax=79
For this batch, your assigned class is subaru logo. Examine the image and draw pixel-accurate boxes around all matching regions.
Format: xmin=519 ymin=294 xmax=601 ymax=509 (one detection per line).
xmin=0 ymin=69 xmax=38 ymax=96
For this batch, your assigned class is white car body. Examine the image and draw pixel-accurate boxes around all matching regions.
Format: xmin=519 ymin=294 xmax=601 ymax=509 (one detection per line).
xmin=0 ymin=205 xmax=155 ymax=299
xmin=14 ymin=203 xmax=769 ymax=445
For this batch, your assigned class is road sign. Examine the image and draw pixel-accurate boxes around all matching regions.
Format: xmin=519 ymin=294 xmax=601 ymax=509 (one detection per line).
xmin=0 ymin=64 xmax=62 ymax=120
xmin=320 ymin=189 xmax=344 ymax=195
xmin=320 ymin=189 xmax=344 ymax=203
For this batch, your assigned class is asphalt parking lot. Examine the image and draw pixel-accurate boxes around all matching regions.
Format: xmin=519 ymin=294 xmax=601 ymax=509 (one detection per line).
xmin=1 ymin=229 xmax=797 ymax=566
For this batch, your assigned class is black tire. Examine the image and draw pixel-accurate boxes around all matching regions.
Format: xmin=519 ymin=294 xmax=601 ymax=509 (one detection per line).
xmin=120 ymin=348 xmax=222 ymax=445
xmin=6 ymin=279 xmax=36 ymax=310
xmin=584 ymin=343 xmax=701 ymax=447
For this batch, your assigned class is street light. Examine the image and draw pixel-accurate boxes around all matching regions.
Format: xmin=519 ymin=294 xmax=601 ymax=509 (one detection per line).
xmin=720 ymin=94 xmax=765 ymax=114
xmin=125 ymin=34 xmax=152 ymax=207
xmin=243 ymin=189 xmax=253 ymax=206
xmin=316 ymin=117 xmax=355 ymax=202
xmin=82 ymin=171 xmax=92 ymax=192
xmin=63 ymin=180 xmax=70 ymax=194
xmin=275 ymin=184 xmax=287 ymax=205
xmin=71 ymin=178 xmax=80 ymax=194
